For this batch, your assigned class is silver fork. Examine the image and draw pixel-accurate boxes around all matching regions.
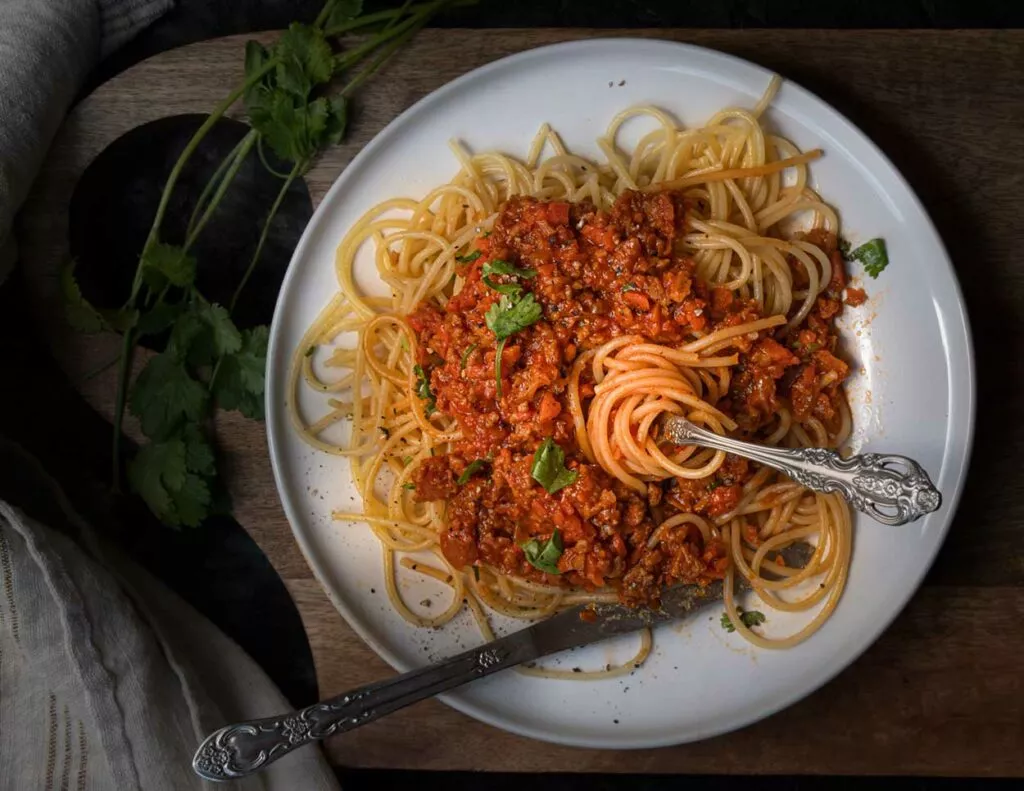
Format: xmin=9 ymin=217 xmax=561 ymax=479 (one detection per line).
xmin=661 ymin=416 xmax=941 ymax=526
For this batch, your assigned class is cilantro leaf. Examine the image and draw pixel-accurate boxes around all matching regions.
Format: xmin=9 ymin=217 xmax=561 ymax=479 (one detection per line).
xmin=402 ymin=482 xmax=416 ymax=491
xmin=129 ymin=352 xmax=208 ymax=439
xmin=127 ymin=438 xmax=212 ymax=528
xmin=530 ymin=437 xmax=579 ymax=495
xmin=456 ymin=249 xmax=481 ymax=264
xmin=482 ymin=260 xmax=536 ymax=295
xmin=182 ymin=424 xmax=216 ymax=476
xmin=244 ymin=40 xmax=271 ymax=95
xmin=457 ymin=459 xmax=487 ymax=485
xmin=413 ymin=364 xmax=437 ymax=416
xmin=140 ymin=243 xmax=196 ymax=291
xmin=214 ymin=326 xmax=268 ymax=419
xmin=482 ymin=277 xmax=522 ymax=296
xmin=274 ymin=23 xmax=334 ymax=99
xmin=172 ymin=474 xmax=212 ymax=528
xmin=521 ymin=529 xmax=563 ymax=575
xmin=483 ymin=260 xmax=536 ymax=280
xmin=621 ymin=282 xmax=638 ymax=293
xmin=136 ymin=300 xmax=185 ymax=337
xmin=250 ymin=91 xmax=347 ymax=165
xmin=485 ymin=293 xmax=542 ymax=341
xmin=849 ymin=238 xmax=889 ymax=279
xmin=128 ymin=439 xmax=186 ymax=522
xmin=169 ymin=299 xmax=242 ymax=367
xmin=720 ymin=608 xmax=767 ymax=633
xmin=323 ymin=95 xmax=348 ymax=147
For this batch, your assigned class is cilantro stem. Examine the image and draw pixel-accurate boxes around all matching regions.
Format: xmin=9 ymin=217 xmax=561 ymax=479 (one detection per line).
xmin=383 ymin=0 xmax=415 ymax=32
xmin=130 ymin=59 xmax=278 ymax=306
xmin=229 ymin=160 xmax=303 ymax=313
xmin=324 ymin=0 xmax=475 ymax=36
xmin=495 ymin=337 xmax=506 ymax=399
xmin=332 ymin=0 xmax=440 ymax=76
xmin=184 ymin=130 xmax=258 ymax=252
xmin=313 ymin=0 xmax=338 ymax=29
xmin=324 ymin=2 xmax=428 ymax=36
xmin=256 ymin=134 xmax=292 ymax=179
xmin=186 ymin=133 xmax=247 ymax=240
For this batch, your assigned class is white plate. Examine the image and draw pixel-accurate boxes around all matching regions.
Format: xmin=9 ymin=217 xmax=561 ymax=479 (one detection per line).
xmin=266 ymin=39 xmax=974 ymax=748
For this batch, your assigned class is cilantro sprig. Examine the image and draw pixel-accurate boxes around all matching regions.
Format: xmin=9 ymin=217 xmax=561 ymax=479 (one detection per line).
xmin=61 ymin=0 xmax=463 ymax=528
xmin=484 ymin=292 xmax=542 ymax=398
xmin=848 ymin=238 xmax=889 ymax=279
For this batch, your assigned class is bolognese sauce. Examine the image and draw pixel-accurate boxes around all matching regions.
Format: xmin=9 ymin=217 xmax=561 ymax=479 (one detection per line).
xmin=407 ymin=190 xmax=853 ymax=606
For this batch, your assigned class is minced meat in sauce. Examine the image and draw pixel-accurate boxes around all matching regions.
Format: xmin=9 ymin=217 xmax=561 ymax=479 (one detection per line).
xmin=407 ymin=191 xmax=852 ymax=606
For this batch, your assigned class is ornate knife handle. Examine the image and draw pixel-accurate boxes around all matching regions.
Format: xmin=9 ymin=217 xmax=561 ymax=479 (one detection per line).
xmin=662 ymin=417 xmax=941 ymax=526
xmin=192 ymin=635 xmax=532 ymax=781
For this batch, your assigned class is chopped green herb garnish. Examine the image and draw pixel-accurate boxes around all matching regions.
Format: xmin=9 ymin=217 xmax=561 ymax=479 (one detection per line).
xmin=485 ymin=292 xmax=543 ymax=398
xmin=460 ymin=343 xmax=478 ymax=370
xmin=456 ymin=249 xmax=481 ymax=264
xmin=530 ymin=437 xmax=579 ymax=494
xmin=521 ymin=528 xmax=563 ymax=575
xmin=481 ymin=260 xmax=536 ymax=296
xmin=457 ymin=459 xmax=487 ymax=485
xmin=472 ymin=565 xmax=481 ymax=581
xmin=621 ymin=282 xmax=638 ymax=292
xmin=706 ymin=479 xmax=721 ymax=492
xmin=848 ymin=238 xmax=888 ymax=279
xmin=720 ymin=609 xmax=767 ymax=633
xmin=483 ymin=260 xmax=536 ymax=280
xmin=482 ymin=277 xmax=522 ymax=296
xmin=399 ymin=334 xmax=409 ymax=352
xmin=413 ymin=364 xmax=436 ymax=416
xmin=402 ymin=456 xmax=412 ymax=465
xmin=402 ymin=482 xmax=415 ymax=490
xmin=838 ymin=237 xmax=851 ymax=257
xmin=304 ymin=346 xmax=316 ymax=357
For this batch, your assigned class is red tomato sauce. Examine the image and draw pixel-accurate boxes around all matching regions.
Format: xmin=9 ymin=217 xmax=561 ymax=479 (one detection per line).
xmin=407 ymin=191 xmax=852 ymax=605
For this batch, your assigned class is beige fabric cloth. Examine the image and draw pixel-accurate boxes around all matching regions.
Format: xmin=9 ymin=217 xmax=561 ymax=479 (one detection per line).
xmin=0 ymin=441 xmax=340 ymax=790
xmin=0 ymin=0 xmax=172 ymax=285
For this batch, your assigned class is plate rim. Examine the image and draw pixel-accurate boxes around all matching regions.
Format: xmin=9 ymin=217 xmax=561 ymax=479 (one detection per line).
xmin=265 ymin=36 xmax=976 ymax=748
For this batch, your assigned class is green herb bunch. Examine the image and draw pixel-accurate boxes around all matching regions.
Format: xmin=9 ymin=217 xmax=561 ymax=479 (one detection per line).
xmin=63 ymin=0 xmax=466 ymax=527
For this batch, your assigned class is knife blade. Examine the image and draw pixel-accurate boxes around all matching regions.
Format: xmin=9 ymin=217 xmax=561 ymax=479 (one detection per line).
xmin=193 ymin=544 xmax=811 ymax=781
xmin=191 ymin=582 xmax=724 ymax=781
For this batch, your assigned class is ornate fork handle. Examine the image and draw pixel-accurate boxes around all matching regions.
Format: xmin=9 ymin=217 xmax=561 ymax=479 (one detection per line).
xmin=662 ymin=417 xmax=941 ymax=526
xmin=192 ymin=635 xmax=532 ymax=781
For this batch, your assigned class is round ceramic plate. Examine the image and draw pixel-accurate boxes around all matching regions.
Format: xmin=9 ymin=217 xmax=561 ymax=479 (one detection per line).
xmin=266 ymin=39 xmax=974 ymax=748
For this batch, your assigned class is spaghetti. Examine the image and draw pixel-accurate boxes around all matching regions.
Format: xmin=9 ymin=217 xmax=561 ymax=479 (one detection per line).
xmin=290 ymin=76 xmax=861 ymax=663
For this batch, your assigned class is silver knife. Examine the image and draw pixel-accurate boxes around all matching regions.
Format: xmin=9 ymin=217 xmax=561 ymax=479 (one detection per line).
xmin=192 ymin=579 xmax=732 ymax=782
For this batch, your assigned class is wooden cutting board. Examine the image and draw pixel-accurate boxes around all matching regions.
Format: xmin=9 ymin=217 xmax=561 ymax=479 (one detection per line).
xmin=18 ymin=28 xmax=1024 ymax=776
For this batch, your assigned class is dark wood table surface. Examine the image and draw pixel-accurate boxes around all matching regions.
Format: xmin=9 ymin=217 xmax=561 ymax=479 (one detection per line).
xmin=17 ymin=29 xmax=1024 ymax=776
